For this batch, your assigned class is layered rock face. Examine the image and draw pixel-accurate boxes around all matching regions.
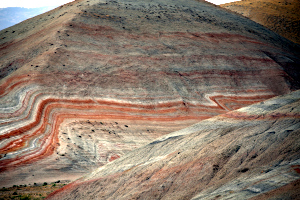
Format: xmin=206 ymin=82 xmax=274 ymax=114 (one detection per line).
xmin=0 ymin=0 xmax=299 ymax=187
xmin=47 ymin=90 xmax=300 ymax=200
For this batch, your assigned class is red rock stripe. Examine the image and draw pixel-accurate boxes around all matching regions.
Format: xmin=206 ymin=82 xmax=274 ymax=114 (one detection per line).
xmin=209 ymin=94 xmax=276 ymax=111
xmin=0 ymin=110 xmax=211 ymax=171
xmin=0 ymin=98 xmax=216 ymax=153
xmin=1 ymin=92 xmax=269 ymax=138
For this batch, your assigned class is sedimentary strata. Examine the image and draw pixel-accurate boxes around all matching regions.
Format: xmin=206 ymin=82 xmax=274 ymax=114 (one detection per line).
xmin=47 ymin=90 xmax=300 ymax=200
xmin=0 ymin=0 xmax=299 ymax=187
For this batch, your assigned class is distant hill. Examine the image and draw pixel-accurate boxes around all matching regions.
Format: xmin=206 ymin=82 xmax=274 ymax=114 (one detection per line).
xmin=0 ymin=6 xmax=56 ymax=30
xmin=220 ymin=0 xmax=300 ymax=44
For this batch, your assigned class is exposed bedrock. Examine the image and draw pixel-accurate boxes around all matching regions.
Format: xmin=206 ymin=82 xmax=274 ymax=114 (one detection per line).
xmin=47 ymin=90 xmax=300 ymax=200
xmin=0 ymin=0 xmax=299 ymax=187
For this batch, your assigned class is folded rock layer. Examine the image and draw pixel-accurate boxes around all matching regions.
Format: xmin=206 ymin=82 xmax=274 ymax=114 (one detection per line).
xmin=0 ymin=0 xmax=299 ymax=187
xmin=47 ymin=90 xmax=300 ymax=200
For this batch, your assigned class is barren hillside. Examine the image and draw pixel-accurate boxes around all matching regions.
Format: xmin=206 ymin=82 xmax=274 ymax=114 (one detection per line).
xmin=0 ymin=0 xmax=299 ymax=196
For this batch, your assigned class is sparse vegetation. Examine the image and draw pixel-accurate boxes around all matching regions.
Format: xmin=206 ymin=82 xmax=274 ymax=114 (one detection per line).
xmin=0 ymin=182 xmax=65 ymax=200
xmin=0 ymin=187 xmax=9 ymax=192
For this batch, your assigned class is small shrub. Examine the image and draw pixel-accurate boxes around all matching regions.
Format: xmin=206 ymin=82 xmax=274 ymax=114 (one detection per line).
xmin=20 ymin=195 xmax=30 ymax=200
xmin=13 ymin=191 xmax=17 ymax=195
xmin=43 ymin=182 xmax=47 ymax=186
xmin=0 ymin=187 xmax=9 ymax=191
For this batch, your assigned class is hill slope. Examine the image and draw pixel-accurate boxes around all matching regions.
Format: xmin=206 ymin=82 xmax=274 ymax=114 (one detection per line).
xmin=220 ymin=0 xmax=300 ymax=44
xmin=47 ymin=90 xmax=300 ymax=200
xmin=0 ymin=0 xmax=299 ymax=187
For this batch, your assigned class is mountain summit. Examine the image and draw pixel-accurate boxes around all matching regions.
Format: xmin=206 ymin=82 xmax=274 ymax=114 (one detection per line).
xmin=0 ymin=0 xmax=299 ymax=193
